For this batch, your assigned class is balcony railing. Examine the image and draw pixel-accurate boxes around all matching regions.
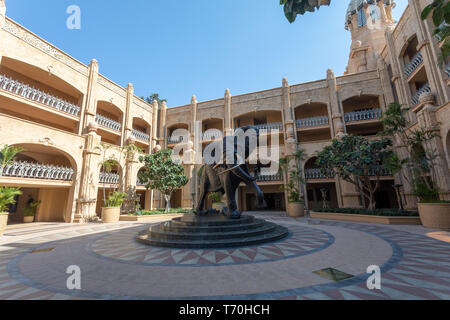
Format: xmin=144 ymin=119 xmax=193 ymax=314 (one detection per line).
xmin=2 ymin=161 xmax=74 ymax=181
xmin=95 ymin=114 xmax=122 ymax=132
xmin=367 ymin=166 xmax=392 ymax=177
xmin=203 ymin=129 xmax=223 ymax=141
xmin=296 ymin=116 xmax=329 ymax=129
xmin=137 ymin=178 xmax=146 ymax=186
xmin=99 ymin=172 xmax=120 ymax=184
xmin=167 ymin=136 xmax=183 ymax=144
xmin=255 ymin=173 xmax=282 ymax=182
xmin=344 ymin=108 xmax=382 ymax=123
xmin=305 ymin=168 xmax=333 ymax=180
xmin=0 ymin=74 xmax=81 ymax=116
xmin=255 ymin=122 xmax=283 ymax=133
xmin=132 ymin=129 xmax=150 ymax=142
xmin=404 ymin=51 xmax=423 ymax=77
xmin=411 ymin=83 xmax=431 ymax=106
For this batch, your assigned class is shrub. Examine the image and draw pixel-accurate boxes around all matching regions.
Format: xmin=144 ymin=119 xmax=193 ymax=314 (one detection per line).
xmin=313 ymin=208 xmax=419 ymax=217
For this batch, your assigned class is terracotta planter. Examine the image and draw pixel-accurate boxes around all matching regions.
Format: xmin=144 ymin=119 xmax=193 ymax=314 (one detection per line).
xmin=23 ymin=216 xmax=35 ymax=223
xmin=0 ymin=212 xmax=8 ymax=237
xmin=101 ymin=207 xmax=121 ymax=223
xmin=418 ymin=203 xmax=450 ymax=230
xmin=288 ymin=202 xmax=305 ymax=218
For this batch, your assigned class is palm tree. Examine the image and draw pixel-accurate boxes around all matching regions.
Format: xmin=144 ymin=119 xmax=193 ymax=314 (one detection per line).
xmin=0 ymin=145 xmax=24 ymax=177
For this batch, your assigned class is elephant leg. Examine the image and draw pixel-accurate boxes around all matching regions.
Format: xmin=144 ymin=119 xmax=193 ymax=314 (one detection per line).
xmin=223 ymin=176 xmax=241 ymax=219
xmin=246 ymin=180 xmax=267 ymax=210
xmin=195 ymin=177 xmax=209 ymax=215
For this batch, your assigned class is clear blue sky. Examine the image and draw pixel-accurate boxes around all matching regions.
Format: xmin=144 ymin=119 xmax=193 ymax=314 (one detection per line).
xmin=6 ymin=0 xmax=408 ymax=107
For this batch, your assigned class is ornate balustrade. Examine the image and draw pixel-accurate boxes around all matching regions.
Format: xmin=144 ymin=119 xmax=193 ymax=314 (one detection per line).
xmin=305 ymin=168 xmax=333 ymax=180
xmin=0 ymin=74 xmax=80 ymax=116
xmin=137 ymin=178 xmax=147 ymax=186
xmin=167 ymin=136 xmax=183 ymax=144
xmin=344 ymin=108 xmax=382 ymax=123
xmin=367 ymin=166 xmax=392 ymax=177
xmin=2 ymin=161 xmax=74 ymax=181
xmin=404 ymin=51 xmax=423 ymax=78
xmin=411 ymin=83 xmax=431 ymax=106
xmin=95 ymin=114 xmax=122 ymax=132
xmin=99 ymin=172 xmax=120 ymax=184
xmin=203 ymin=129 xmax=223 ymax=141
xmin=132 ymin=129 xmax=150 ymax=142
xmin=296 ymin=116 xmax=329 ymax=128
xmin=255 ymin=173 xmax=282 ymax=182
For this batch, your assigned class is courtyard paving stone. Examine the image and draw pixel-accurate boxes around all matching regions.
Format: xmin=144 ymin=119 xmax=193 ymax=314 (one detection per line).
xmin=0 ymin=214 xmax=448 ymax=300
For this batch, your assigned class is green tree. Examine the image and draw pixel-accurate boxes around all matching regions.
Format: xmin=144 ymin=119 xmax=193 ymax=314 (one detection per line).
xmin=141 ymin=93 xmax=167 ymax=109
xmin=421 ymin=0 xmax=450 ymax=64
xmin=381 ymin=102 xmax=440 ymax=202
xmin=139 ymin=149 xmax=189 ymax=213
xmin=280 ymin=0 xmax=330 ymax=23
xmin=0 ymin=145 xmax=24 ymax=176
xmin=279 ymin=149 xmax=306 ymax=203
xmin=316 ymin=135 xmax=395 ymax=210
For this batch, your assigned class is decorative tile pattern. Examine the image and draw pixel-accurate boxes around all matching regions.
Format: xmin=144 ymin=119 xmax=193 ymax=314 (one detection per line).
xmin=90 ymin=225 xmax=333 ymax=266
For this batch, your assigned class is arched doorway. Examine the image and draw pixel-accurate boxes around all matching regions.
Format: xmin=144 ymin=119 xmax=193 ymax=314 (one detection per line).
xmin=1 ymin=143 xmax=77 ymax=223
xmin=96 ymin=160 xmax=123 ymax=216
xmin=304 ymin=157 xmax=338 ymax=210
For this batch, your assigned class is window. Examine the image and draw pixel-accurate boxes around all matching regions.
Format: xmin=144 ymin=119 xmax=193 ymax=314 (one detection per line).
xmin=358 ymin=8 xmax=367 ymax=27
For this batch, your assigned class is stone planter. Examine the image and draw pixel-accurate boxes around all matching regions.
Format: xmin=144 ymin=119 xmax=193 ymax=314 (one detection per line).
xmin=101 ymin=207 xmax=121 ymax=223
xmin=418 ymin=203 xmax=450 ymax=230
xmin=23 ymin=216 xmax=35 ymax=223
xmin=0 ymin=213 xmax=8 ymax=237
xmin=288 ymin=202 xmax=305 ymax=218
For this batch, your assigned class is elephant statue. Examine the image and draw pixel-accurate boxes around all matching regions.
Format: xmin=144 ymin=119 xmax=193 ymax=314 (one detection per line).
xmin=195 ymin=126 xmax=267 ymax=219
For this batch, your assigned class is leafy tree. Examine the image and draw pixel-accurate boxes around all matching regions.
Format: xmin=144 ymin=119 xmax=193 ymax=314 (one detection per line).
xmin=140 ymin=93 xmax=167 ymax=109
xmin=316 ymin=135 xmax=395 ymax=210
xmin=280 ymin=0 xmax=330 ymax=23
xmin=0 ymin=145 xmax=24 ymax=176
xmin=139 ymin=149 xmax=189 ymax=212
xmin=381 ymin=102 xmax=441 ymax=202
xmin=421 ymin=0 xmax=450 ymax=64
xmin=0 ymin=187 xmax=22 ymax=212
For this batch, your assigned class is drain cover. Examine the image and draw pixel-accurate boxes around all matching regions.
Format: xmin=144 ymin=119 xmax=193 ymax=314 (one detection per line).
xmin=31 ymin=248 xmax=54 ymax=254
xmin=313 ymin=268 xmax=354 ymax=282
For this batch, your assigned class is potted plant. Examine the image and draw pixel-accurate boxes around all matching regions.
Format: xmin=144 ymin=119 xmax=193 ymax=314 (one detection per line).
xmin=209 ymin=192 xmax=226 ymax=213
xmin=0 ymin=187 xmax=22 ymax=236
xmin=279 ymin=150 xmax=306 ymax=218
xmin=23 ymin=200 xmax=40 ymax=223
xmin=381 ymin=102 xmax=450 ymax=229
xmin=101 ymin=190 xmax=127 ymax=223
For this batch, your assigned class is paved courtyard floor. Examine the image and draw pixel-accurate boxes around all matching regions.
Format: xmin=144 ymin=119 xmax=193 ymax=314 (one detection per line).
xmin=0 ymin=213 xmax=449 ymax=300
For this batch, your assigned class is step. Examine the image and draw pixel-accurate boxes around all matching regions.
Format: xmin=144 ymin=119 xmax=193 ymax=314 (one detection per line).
xmin=148 ymin=222 xmax=277 ymax=241
xmin=171 ymin=215 xmax=254 ymax=227
xmin=136 ymin=226 xmax=289 ymax=249
xmin=159 ymin=219 xmax=266 ymax=233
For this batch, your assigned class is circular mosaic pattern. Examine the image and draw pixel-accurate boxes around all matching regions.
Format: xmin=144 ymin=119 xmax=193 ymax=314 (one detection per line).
xmin=90 ymin=224 xmax=334 ymax=267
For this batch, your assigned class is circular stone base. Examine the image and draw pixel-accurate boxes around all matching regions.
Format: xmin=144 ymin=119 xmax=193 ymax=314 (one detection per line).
xmin=136 ymin=214 xmax=289 ymax=249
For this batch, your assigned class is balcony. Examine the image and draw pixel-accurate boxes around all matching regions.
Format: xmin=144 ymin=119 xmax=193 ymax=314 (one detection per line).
xmin=99 ymin=172 xmax=120 ymax=184
xmin=296 ymin=116 xmax=329 ymax=129
xmin=167 ymin=136 xmax=183 ymax=145
xmin=0 ymin=74 xmax=81 ymax=116
xmin=411 ymin=83 xmax=431 ymax=106
xmin=367 ymin=166 xmax=392 ymax=177
xmin=404 ymin=51 xmax=423 ymax=78
xmin=344 ymin=108 xmax=382 ymax=123
xmin=95 ymin=114 xmax=122 ymax=132
xmin=255 ymin=173 xmax=282 ymax=182
xmin=305 ymin=168 xmax=333 ymax=180
xmin=203 ymin=129 xmax=223 ymax=141
xmin=2 ymin=161 xmax=74 ymax=181
xmin=132 ymin=129 xmax=150 ymax=142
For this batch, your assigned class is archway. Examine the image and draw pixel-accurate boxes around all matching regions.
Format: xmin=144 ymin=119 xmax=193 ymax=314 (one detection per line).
xmin=2 ymin=143 xmax=77 ymax=223
xmin=96 ymin=101 xmax=124 ymax=146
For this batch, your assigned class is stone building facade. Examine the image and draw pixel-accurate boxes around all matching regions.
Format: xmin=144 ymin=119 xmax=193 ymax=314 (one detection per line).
xmin=0 ymin=0 xmax=449 ymax=223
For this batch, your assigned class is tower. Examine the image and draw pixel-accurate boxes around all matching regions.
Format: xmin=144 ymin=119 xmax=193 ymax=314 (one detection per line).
xmin=344 ymin=0 xmax=396 ymax=74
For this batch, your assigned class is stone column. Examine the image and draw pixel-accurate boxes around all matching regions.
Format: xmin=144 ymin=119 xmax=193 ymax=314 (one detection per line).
xmin=74 ymin=122 xmax=102 ymax=223
xmin=123 ymin=83 xmax=134 ymax=145
xmin=415 ymin=92 xmax=450 ymax=200
xmin=81 ymin=59 xmax=99 ymax=133
xmin=123 ymin=136 xmax=139 ymax=214
xmin=224 ymin=89 xmax=232 ymax=136
xmin=151 ymin=100 xmax=159 ymax=151
xmin=190 ymin=95 xmax=198 ymax=141
xmin=159 ymin=101 xmax=167 ymax=149
xmin=377 ymin=58 xmax=395 ymax=107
